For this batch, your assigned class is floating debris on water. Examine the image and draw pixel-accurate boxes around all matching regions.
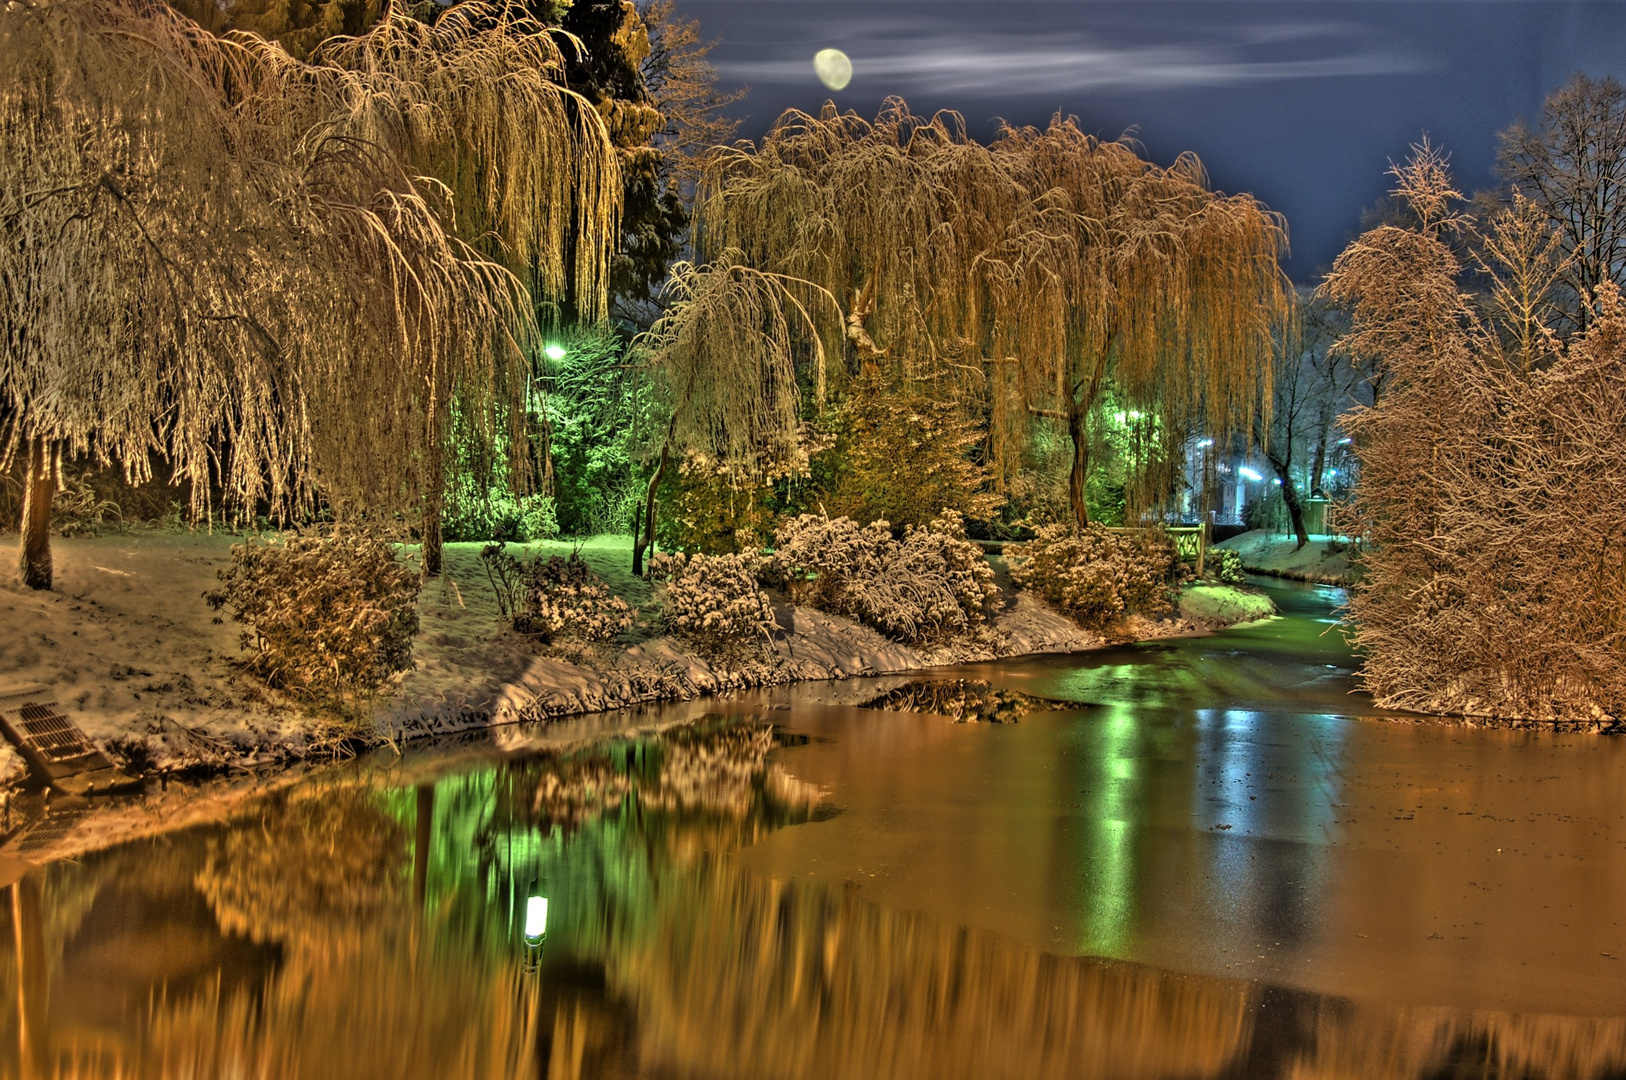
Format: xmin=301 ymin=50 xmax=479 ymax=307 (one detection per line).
xmin=858 ymin=679 xmax=1077 ymax=723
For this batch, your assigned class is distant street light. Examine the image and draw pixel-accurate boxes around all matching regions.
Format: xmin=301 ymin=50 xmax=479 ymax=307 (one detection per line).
xmin=543 ymin=343 xmax=567 ymax=363
xmin=1238 ymin=466 xmax=1263 ymax=482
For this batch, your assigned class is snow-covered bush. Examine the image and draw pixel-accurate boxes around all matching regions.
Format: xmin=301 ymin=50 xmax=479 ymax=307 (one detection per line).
xmin=1212 ymin=549 xmax=1246 ymax=585
xmin=1007 ymin=525 xmax=1179 ymax=630
xmin=206 ymin=533 xmax=420 ymax=698
xmin=481 ymin=546 xmax=632 ymax=643
xmin=769 ymin=511 xmax=999 ymax=642
xmin=651 ymin=551 xmax=777 ymax=651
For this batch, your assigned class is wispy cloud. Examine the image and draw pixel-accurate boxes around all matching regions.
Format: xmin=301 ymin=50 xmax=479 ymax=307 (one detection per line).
xmin=717 ymin=23 xmax=1427 ymax=95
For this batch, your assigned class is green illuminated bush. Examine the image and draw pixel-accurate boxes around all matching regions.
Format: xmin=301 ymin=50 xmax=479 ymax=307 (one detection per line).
xmin=1007 ymin=525 xmax=1180 ymax=630
xmin=442 ymin=483 xmax=557 ymax=543
xmin=206 ymin=534 xmax=420 ymax=699
xmin=1212 ymin=549 xmax=1246 ymax=585
xmin=542 ymin=327 xmax=650 ymax=537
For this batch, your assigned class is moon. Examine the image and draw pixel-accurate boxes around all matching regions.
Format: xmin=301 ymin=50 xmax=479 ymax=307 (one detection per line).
xmin=814 ymin=48 xmax=853 ymax=92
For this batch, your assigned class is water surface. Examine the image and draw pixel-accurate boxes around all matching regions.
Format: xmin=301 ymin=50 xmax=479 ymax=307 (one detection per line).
xmin=4 ymin=579 xmax=1625 ymax=1079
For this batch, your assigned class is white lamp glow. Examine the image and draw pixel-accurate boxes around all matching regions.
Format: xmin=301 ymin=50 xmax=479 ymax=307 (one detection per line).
xmin=543 ymin=343 xmax=567 ymax=362
xmin=524 ymin=895 xmax=549 ymax=944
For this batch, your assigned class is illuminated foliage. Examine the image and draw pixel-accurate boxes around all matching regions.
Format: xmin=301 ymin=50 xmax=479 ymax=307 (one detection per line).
xmin=820 ymin=365 xmax=1001 ymax=530
xmin=691 ymin=98 xmax=1290 ymax=527
xmin=1326 ymin=142 xmax=1626 ymax=722
xmin=1007 ymin=524 xmax=1181 ymax=630
xmin=0 ymin=0 xmax=620 ymax=585
xmin=205 ymin=533 xmax=422 ymax=700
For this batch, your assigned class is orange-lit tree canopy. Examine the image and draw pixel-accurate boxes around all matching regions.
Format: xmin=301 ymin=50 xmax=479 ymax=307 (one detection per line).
xmin=687 ymin=98 xmax=1291 ymax=525
xmin=0 ymin=0 xmax=620 ymax=584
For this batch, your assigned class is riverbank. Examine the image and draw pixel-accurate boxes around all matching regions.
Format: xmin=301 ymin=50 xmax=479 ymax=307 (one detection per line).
xmin=1214 ymin=528 xmax=1359 ymax=584
xmin=0 ymin=530 xmax=1275 ymax=788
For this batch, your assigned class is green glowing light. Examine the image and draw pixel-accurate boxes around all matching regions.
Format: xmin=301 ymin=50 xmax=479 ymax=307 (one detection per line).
xmin=543 ymin=343 xmax=567 ymax=362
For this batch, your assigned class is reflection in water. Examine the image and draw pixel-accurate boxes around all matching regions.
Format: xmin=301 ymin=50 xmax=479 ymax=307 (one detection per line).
xmin=860 ymin=679 xmax=1074 ymax=723
xmin=1 ymin=708 xmax=1624 ymax=1078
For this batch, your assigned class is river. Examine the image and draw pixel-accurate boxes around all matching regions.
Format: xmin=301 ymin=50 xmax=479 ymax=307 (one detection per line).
xmin=4 ymin=579 xmax=1625 ymax=1078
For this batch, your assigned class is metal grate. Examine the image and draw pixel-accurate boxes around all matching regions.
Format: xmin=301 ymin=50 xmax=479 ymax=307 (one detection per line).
xmin=13 ymin=703 xmax=97 ymax=764
xmin=12 ymin=809 xmax=84 ymax=855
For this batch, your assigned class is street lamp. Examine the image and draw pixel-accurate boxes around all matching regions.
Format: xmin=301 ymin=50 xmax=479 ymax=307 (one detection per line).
xmin=522 ymin=893 xmax=548 ymax=973
xmin=543 ymin=342 xmax=567 ymax=363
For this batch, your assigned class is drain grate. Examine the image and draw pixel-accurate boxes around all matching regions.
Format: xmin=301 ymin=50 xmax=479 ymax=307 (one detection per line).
xmin=0 ymin=686 xmax=140 ymax=795
xmin=11 ymin=809 xmax=85 ymax=855
xmin=14 ymin=703 xmax=99 ymax=765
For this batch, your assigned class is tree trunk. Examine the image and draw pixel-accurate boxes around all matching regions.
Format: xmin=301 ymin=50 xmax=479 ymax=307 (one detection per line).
xmin=632 ymin=444 xmax=670 ymax=576
xmin=422 ymin=495 xmax=443 ymax=578
xmin=422 ymin=411 xmax=445 ymax=578
xmin=1270 ymin=458 xmax=1310 ymax=549
xmin=1067 ymin=406 xmax=1090 ymax=528
xmin=19 ymin=437 xmax=56 ymax=591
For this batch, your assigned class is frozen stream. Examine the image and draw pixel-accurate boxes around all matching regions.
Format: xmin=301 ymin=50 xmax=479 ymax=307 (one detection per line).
xmin=5 ymin=579 xmax=1626 ymax=1078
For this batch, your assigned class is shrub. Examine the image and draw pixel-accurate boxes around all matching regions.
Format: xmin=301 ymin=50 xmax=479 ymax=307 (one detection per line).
xmin=51 ymin=474 xmax=125 ymax=537
xmin=656 ymin=459 xmax=780 ymax=555
xmin=442 ymin=480 xmax=557 ymax=543
xmin=1007 ymin=525 xmax=1180 ymax=630
xmin=650 ymin=551 xmax=778 ymax=652
xmin=1212 ymin=548 xmax=1247 ymax=585
xmin=480 ymin=545 xmax=633 ymax=643
xmin=206 ymin=534 xmax=420 ymax=698
xmin=769 ymin=512 xmax=999 ymax=642
xmin=818 ymin=367 xmax=1002 ymax=529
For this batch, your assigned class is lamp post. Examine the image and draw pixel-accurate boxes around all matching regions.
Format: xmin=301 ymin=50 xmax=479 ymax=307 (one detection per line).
xmin=522 ymin=892 xmax=549 ymax=974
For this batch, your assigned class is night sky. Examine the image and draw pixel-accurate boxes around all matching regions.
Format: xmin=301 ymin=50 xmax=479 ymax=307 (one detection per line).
xmin=679 ymin=1 xmax=1626 ymax=281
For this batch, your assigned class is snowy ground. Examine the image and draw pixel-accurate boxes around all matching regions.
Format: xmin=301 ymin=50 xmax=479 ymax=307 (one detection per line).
xmin=0 ymin=529 xmax=1274 ymax=785
xmin=1214 ymin=529 xmax=1359 ymax=584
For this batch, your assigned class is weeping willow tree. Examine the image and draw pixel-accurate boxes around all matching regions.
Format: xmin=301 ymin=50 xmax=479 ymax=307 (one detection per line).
xmin=630 ymin=254 xmax=832 ymax=573
xmin=692 ymin=99 xmax=1291 ymax=527
xmin=0 ymin=0 xmax=619 ymax=588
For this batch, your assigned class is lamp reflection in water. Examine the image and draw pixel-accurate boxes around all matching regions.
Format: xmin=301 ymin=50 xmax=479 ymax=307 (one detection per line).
xmin=523 ymin=893 xmax=549 ymax=974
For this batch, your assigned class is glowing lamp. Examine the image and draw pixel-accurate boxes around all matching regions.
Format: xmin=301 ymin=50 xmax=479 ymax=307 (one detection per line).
xmin=1197 ymin=439 xmax=1214 ymax=448
xmin=1238 ymin=467 xmax=1263 ymax=482
xmin=524 ymin=895 xmax=549 ymax=945
xmin=543 ymin=343 xmax=567 ymax=363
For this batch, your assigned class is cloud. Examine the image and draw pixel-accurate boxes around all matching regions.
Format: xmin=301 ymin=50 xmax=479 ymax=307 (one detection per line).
xmin=717 ymin=23 xmax=1427 ymax=95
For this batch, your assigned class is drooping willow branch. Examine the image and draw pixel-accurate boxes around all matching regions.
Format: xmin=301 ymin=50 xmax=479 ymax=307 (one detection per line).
xmin=628 ymin=254 xmax=837 ymax=572
xmin=692 ymin=98 xmax=1291 ymax=525
xmin=0 ymin=0 xmax=620 ymax=581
